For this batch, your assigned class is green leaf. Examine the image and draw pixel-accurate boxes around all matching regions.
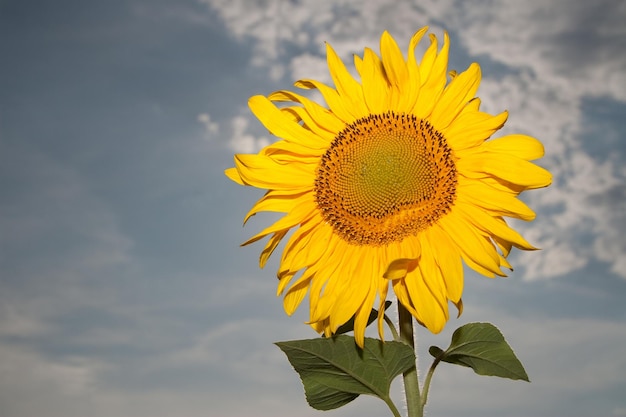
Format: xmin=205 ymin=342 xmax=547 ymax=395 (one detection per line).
xmin=333 ymin=300 xmax=393 ymax=336
xmin=429 ymin=322 xmax=529 ymax=382
xmin=276 ymin=335 xmax=415 ymax=410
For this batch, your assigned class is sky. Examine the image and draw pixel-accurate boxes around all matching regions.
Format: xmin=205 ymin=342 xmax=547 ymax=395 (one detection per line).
xmin=1 ymin=0 xmax=625 ymax=416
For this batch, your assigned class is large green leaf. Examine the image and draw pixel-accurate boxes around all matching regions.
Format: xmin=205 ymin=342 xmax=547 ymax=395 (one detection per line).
xmin=276 ymin=335 xmax=415 ymax=410
xmin=429 ymin=322 xmax=529 ymax=381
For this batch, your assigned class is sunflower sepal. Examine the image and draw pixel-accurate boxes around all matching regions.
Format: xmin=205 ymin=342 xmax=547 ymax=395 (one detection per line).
xmin=275 ymin=335 xmax=415 ymax=413
xmin=427 ymin=322 xmax=529 ymax=381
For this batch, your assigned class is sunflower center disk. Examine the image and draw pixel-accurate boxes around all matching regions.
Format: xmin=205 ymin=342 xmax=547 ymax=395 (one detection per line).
xmin=315 ymin=112 xmax=457 ymax=246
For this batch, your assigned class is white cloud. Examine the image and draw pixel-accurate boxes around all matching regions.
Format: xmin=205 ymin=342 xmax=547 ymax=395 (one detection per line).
xmin=200 ymin=0 xmax=296 ymax=75
xmin=200 ymin=0 xmax=440 ymax=81
xmin=513 ymin=143 xmax=625 ymax=279
xmin=289 ymin=52 xmax=330 ymax=85
xmin=228 ymin=114 xmax=270 ymax=153
xmin=452 ymin=0 xmax=626 ymax=102
xmin=197 ymin=112 xmax=219 ymax=137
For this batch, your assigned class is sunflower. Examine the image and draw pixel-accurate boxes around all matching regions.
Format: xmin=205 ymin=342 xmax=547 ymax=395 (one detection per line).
xmin=226 ymin=28 xmax=551 ymax=347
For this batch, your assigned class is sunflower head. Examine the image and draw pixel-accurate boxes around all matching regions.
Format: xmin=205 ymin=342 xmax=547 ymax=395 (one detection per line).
xmin=226 ymin=28 xmax=551 ymax=347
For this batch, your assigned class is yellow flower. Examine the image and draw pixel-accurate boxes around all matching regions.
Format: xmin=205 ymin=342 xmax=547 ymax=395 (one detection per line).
xmin=226 ymin=28 xmax=551 ymax=347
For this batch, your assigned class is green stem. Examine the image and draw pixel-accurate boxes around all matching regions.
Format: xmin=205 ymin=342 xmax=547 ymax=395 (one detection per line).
xmin=384 ymin=314 xmax=400 ymax=341
xmin=383 ymin=395 xmax=404 ymax=417
xmin=420 ymin=355 xmax=442 ymax=410
xmin=398 ymin=303 xmax=421 ymax=417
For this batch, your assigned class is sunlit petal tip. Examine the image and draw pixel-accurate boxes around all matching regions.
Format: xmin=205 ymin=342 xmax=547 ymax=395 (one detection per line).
xmin=276 ymin=274 xmax=294 ymax=296
xmin=499 ymin=256 xmax=514 ymax=271
xmin=354 ymin=333 xmax=365 ymax=348
xmin=409 ymin=26 xmax=429 ymax=48
xmin=425 ymin=315 xmax=446 ymax=334
xmin=495 ymin=109 xmax=509 ymax=127
xmin=380 ymin=30 xmax=400 ymax=56
xmin=293 ymin=79 xmax=314 ymax=90
xmin=224 ymin=167 xmax=245 ymax=185
xmin=324 ymin=42 xmax=342 ymax=67
xmin=377 ymin=306 xmax=387 ymax=341
xmin=454 ymin=299 xmax=464 ymax=317
xmin=283 ymin=281 xmax=309 ymax=315
xmin=353 ymin=54 xmax=364 ymax=74
xmin=526 ymin=165 xmax=553 ymax=188
xmin=247 ymin=94 xmax=267 ymax=110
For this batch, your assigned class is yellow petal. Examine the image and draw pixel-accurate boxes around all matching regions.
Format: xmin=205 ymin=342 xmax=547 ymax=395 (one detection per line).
xmin=444 ymin=109 xmax=508 ymax=151
xmin=380 ymin=30 xmax=409 ymax=110
xmin=457 ymin=181 xmax=536 ymax=221
xmin=280 ymin=220 xmax=332 ymax=275
xmin=295 ymin=79 xmax=356 ymax=123
xmin=234 ymin=153 xmax=314 ymax=190
xmin=431 ymin=63 xmax=481 ymax=130
xmin=392 ymin=280 xmax=420 ymax=321
xmin=352 ymin=260 xmax=378 ymax=347
xmin=381 ymin=31 xmax=409 ymax=87
xmin=403 ymin=267 xmax=447 ymax=333
xmin=457 ymin=152 xmax=553 ymax=189
xmin=438 ymin=212 xmax=504 ymax=277
xmin=244 ymin=190 xmax=309 ymax=224
xmin=327 ymin=249 xmax=369 ymax=332
xmin=308 ymin=263 xmax=336 ymax=321
xmin=326 ymin=43 xmax=368 ymax=118
xmin=249 ymin=95 xmax=328 ymax=149
xmin=269 ymin=89 xmax=346 ymax=133
xmin=493 ymin=235 xmax=514 ymax=258
xmin=242 ymin=193 xmax=315 ymax=246
xmin=283 ymin=274 xmax=312 ymax=315
xmin=428 ymin=225 xmax=464 ymax=302
xmin=224 ymin=166 xmax=244 ymax=185
xmin=417 ymin=233 xmax=449 ymax=318
xmin=354 ymin=54 xmax=363 ymax=76
xmin=260 ymin=230 xmax=289 ymax=268
xmin=403 ymin=27 xmax=428 ymax=113
xmin=261 ymin=139 xmax=324 ymax=163
xmin=361 ymin=47 xmax=391 ymax=114
xmin=419 ymin=34 xmax=439 ymax=82
xmin=383 ymin=258 xmax=419 ymax=280
xmin=377 ymin=278 xmax=390 ymax=340
xmin=482 ymin=134 xmax=545 ymax=160
xmin=413 ymin=32 xmax=449 ymax=118
xmin=279 ymin=107 xmax=337 ymax=143
xmin=455 ymin=202 xmax=536 ymax=250
xmin=454 ymin=298 xmax=463 ymax=317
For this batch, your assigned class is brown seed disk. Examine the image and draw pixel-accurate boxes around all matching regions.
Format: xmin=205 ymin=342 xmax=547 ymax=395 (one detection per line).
xmin=314 ymin=111 xmax=457 ymax=246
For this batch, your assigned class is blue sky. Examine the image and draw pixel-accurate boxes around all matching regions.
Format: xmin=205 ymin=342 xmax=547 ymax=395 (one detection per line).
xmin=1 ymin=0 xmax=625 ymax=416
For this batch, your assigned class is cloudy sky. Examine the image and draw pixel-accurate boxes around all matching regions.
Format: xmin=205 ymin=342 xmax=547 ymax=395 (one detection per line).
xmin=1 ymin=0 xmax=625 ymax=416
